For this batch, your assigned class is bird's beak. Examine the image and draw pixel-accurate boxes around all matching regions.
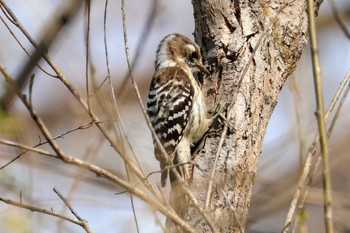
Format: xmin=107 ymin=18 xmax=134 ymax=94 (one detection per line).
xmin=194 ymin=59 xmax=210 ymax=75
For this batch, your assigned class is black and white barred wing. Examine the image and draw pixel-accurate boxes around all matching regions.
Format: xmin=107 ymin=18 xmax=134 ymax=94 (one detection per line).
xmin=147 ymin=67 xmax=194 ymax=186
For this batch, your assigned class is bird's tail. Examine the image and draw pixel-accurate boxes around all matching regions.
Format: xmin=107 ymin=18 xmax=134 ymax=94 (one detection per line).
xmin=168 ymin=150 xmax=191 ymax=216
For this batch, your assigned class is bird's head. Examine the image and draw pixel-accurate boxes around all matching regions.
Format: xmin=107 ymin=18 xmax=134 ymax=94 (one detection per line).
xmin=155 ymin=33 xmax=209 ymax=74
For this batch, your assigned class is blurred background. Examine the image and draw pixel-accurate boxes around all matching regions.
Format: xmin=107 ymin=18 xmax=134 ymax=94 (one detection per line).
xmin=0 ymin=0 xmax=349 ymax=232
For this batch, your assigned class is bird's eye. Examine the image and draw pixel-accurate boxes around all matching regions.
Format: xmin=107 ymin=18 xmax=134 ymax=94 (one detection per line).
xmin=190 ymin=51 xmax=198 ymax=59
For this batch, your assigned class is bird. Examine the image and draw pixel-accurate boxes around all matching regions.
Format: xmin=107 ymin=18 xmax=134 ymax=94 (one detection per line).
xmin=147 ymin=33 xmax=212 ymax=189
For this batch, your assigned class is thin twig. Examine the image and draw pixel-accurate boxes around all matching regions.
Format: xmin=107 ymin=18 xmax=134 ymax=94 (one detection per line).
xmin=117 ymin=0 xmax=159 ymax=98
xmin=307 ymin=0 xmax=334 ymax=232
xmin=0 ymin=64 xmax=67 ymax=160
xmin=0 ymin=14 xmax=55 ymax=77
xmin=327 ymin=76 xmax=350 ymax=137
xmin=220 ymin=189 xmax=244 ymax=233
xmin=103 ymin=0 xmax=111 ymax=85
xmin=89 ymin=0 xmax=160 ymax=98
xmin=103 ymin=1 xmax=140 ymax=231
xmin=54 ymin=188 xmax=84 ymax=221
xmin=53 ymin=187 xmax=93 ymax=233
xmin=103 ymin=0 xmax=143 ymax=174
xmin=205 ymin=124 xmax=228 ymax=209
xmin=46 ymin=121 xmax=94 ymax=142
xmin=56 ymin=134 xmax=105 ymax=232
xmin=116 ymin=161 xmax=202 ymax=196
xmin=289 ymin=76 xmax=309 ymax=233
xmin=0 ymin=196 xmax=84 ymax=227
xmin=0 ymin=146 xmax=43 ymax=170
xmin=85 ymin=0 xmax=91 ymax=111
xmin=0 ymin=139 xmax=57 ymax=158
xmin=329 ymin=0 xmax=350 ymax=39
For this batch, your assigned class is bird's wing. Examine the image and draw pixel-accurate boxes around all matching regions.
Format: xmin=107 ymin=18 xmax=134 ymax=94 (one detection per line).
xmin=147 ymin=67 xmax=194 ymax=186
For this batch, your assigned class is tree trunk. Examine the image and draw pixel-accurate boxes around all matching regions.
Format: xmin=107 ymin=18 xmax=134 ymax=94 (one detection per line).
xmin=166 ymin=0 xmax=322 ymax=232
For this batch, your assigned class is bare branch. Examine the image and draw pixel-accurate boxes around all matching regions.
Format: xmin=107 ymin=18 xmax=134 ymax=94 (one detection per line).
xmin=329 ymin=0 xmax=350 ymax=40
xmin=53 ymin=188 xmax=93 ymax=233
xmin=85 ymin=0 xmax=91 ymax=111
xmin=0 ymin=196 xmax=84 ymax=227
xmin=307 ymin=0 xmax=333 ymax=231
xmin=0 ymin=64 xmax=69 ymax=161
xmin=327 ymin=76 xmax=350 ymax=137
xmin=117 ymin=0 xmax=159 ymax=98
xmin=0 ymin=139 xmax=57 ymax=158
xmin=0 ymin=13 xmax=55 ymax=77
xmin=0 ymin=120 xmax=97 ymax=170
xmin=103 ymin=2 xmax=141 ymax=231
xmin=289 ymin=75 xmax=309 ymax=232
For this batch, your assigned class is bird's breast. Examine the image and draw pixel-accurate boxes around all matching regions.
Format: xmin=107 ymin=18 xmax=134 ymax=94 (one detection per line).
xmin=184 ymin=90 xmax=208 ymax=143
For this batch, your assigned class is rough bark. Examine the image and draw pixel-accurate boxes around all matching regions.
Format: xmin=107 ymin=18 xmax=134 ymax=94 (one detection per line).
xmin=166 ymin=0 xmax=320 ymax=232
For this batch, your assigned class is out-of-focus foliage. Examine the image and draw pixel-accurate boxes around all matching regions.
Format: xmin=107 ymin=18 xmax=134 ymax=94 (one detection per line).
xmin=0 ymin=109 xmax=20 ymax=136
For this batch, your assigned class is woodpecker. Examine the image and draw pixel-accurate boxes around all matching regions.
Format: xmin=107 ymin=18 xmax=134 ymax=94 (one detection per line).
xmin=147 ymin=33 xmax=212 ymax=187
